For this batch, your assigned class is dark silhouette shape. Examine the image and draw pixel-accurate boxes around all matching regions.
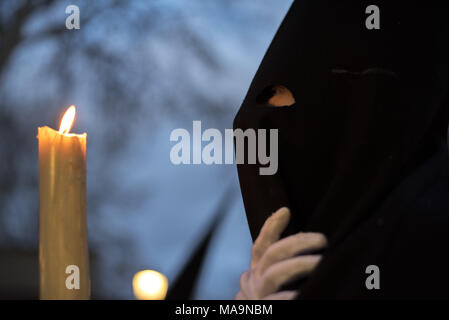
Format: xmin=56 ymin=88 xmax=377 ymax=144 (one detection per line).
xmin=166 ymin=185 xmax=235 ymax=300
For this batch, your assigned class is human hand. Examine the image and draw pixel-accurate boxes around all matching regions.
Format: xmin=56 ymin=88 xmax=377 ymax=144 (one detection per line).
xmin=235 ymin=207 xmax=327 ymax=300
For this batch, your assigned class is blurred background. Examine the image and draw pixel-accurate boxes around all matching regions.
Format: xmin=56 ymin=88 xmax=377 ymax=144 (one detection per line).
xmin=0 ymin=0 xmax=292 ymax=299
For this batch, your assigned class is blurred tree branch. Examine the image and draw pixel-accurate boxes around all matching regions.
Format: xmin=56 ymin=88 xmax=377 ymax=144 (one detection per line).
xmin=0 ymin=0 xmax=56 ymax=71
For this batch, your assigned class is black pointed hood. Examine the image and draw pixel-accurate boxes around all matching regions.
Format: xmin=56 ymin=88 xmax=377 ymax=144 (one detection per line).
xmin=233 ymin=1 xmax=449 ymax=248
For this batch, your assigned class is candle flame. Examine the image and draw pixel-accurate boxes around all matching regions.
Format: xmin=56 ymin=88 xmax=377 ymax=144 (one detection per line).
xmin=132 ymin=270 xmax=168 ymax=300
xmin=59 ymin=105 xmax=76 ymax=134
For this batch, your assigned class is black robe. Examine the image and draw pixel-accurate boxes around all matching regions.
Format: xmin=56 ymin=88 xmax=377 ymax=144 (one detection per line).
xmin=233 ymin=0 xmax=449 ymax=298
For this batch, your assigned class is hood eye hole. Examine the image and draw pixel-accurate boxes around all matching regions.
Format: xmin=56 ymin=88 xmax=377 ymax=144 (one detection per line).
xmin=256 ymin=85 xmax=295 ymax=107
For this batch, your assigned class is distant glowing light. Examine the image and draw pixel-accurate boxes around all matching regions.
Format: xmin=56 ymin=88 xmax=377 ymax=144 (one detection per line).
xmin=132 ymin=270 xmax=168 ymax=300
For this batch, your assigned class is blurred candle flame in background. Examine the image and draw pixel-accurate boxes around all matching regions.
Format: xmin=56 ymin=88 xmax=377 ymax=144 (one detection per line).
xmin=132 ymin=270 xmax=168 ymax=300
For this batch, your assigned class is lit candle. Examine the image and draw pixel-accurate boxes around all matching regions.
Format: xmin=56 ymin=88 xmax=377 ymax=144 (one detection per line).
xmin=37 ymin=105 xmax=90 ymax=299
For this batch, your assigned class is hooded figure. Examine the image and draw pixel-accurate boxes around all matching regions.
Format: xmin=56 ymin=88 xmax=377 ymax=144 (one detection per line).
xmin=234 ymin=1 xmax=449 ymax=298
